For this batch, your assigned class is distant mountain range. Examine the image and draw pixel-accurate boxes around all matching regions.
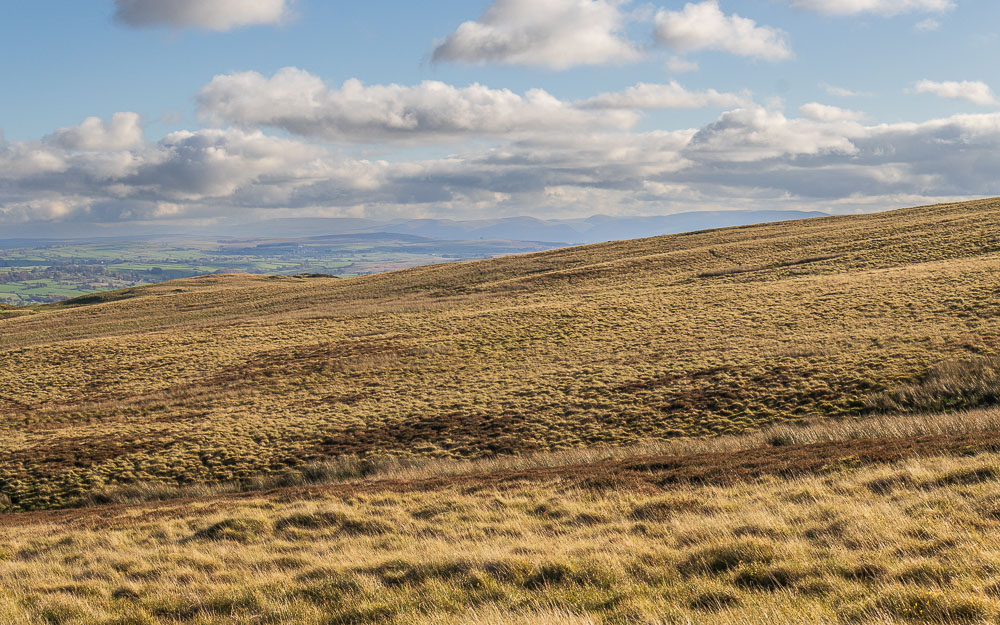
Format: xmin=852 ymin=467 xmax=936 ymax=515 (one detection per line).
xmin=0 ymin=210 xmax=828 ymax=244
xmin=225 ymin=210 xmax=828 ymax=244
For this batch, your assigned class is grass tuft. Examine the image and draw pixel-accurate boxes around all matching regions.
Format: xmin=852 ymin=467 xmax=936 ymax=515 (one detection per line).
xmin=275 ymin=511 xmax=349 ymax=531
xmin=868 ymin=356 xmax=1000 ymax=414
xmin=687 ymin=588 xmax=741 ymax=611
xmin=680 ymin=539 xmax=778 ymax=576
xmin=732 ymin=563 xmax=803 ymax=591
xmin=844 ymin=589 xmax=990 ymax=623
xmin=192 ymin=518 xmax=268 ymax=543
xmin=629 ymin=496 xmax=702 ymax=521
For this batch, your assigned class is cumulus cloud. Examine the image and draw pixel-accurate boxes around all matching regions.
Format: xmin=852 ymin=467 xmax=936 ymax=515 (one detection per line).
xmin=431 ymin=0 xmax=640 ymax=69
xmin=0 ymin=124 xmax=337 ymax=222
xmin=785 ymin=0 xmax=954 ymax=16
xmin=912 ymin=80 xmax=998 ymax=106
xmin=798 ymin=102 xmax=865 ymax=122
xmin=113 ymin=0 xmax=291 ymax=31
xmin=124 ymin=128 xmax=325 ymax=200
xmin=45 ymin=113 xmax=143 ymax=151
xmin=197 ymin=68 xmax=645 ymax=142
xmin=655 ymin=1 xmax=792 ymax=61
xmin=579 ymin=82 xmax=748 ymax=110
xmin=0 ymin=133 xmax=66 ymax=180
xmin=684 ymin=105 xmax=862 ymax=162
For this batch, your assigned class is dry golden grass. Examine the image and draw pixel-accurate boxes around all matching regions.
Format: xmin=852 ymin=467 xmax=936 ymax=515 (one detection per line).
xmin=2 ymin=198 xmax=1000 ymax=510
xmin=74 ymin=405 xmax=1000 ymax=508
xmin=4 ymin=447 xmax=1000 ymax=624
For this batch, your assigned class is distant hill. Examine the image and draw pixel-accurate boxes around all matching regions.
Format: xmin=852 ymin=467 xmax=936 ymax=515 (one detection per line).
xmin=1 ymin=210 xmax=827 ymax=243
xmin=227 ymin=210 xmax=826 ymax=243
xmin=2 ymin=198 xmax=999 ymax=511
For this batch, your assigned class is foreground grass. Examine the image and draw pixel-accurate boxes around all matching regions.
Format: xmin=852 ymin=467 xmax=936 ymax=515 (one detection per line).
xmin=2 ymin=198 xmax=1000 ymax=510
xmin=4 ymin=448 xmax=1000 ymax=624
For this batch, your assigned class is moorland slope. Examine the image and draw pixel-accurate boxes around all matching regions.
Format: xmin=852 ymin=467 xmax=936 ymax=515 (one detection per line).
xmin=2 ymin=198 xmax=1000 ymax=511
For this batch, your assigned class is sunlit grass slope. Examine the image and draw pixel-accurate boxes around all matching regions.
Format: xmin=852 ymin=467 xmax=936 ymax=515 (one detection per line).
xmin=2 ymin=198 xmax=1000 ymax=511
xmin=5 ymin=427 xmax=1000 ymax=625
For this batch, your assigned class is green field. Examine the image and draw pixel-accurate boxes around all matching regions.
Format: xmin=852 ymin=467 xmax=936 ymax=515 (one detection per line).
xmin=0 ymin=236 xmax=559 ymax=304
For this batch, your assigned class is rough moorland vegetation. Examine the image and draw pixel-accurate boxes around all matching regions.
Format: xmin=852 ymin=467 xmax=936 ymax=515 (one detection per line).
xmin=2 ymin=198 xmax=1000 ymax=510
xmin=5 ymin=411 xmax=1000 ymax=624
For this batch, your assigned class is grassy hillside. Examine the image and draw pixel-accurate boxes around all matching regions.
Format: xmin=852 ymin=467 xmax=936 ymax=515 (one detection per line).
xmin=2 ymin=198 xmax=1000 ymax=511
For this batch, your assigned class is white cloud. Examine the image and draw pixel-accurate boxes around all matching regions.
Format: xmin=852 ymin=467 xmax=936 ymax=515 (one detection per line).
xmin=684 ymin=104 xmax=863 ymax=162
xmin=655 ymin=1 xmax=792 ymax=61
xmin=45 ymin=113 xmax=143 ymax=151
xmin=197 ymin=68 xmax=642 ymax=142
xmin=799 ymin=102 xmax=865 ymax=122
xmin=785 ymin=0 xmax=954 ymax=15
xmin=673 ymin=110 xmax=1000 ymax=204
xmin=0 ymin=137 xmax=66 ymax=180
xmin=198 ymin=70 xmax=750 ymax=143
xmin=431 ymin=0 xmax=640 ymax=69
xmin=0 ymin=124 xmax=339 ymax=222
xmin=128 ymin=128 xmax=326 ymax=200
xmin=914 ymin=18 xmax=942 ymax=31
xmin=912 ymin=80 xmax=998 ymax=106
xmin=580 ymin=82 xmax=748 ymax=110
xmin=113 ymin=0 xmax=291 ymax=31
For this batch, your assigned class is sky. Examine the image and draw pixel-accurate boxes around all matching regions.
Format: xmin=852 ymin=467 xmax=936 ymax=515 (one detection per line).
xmin=1 ymin=0 xmax=999 ymax=229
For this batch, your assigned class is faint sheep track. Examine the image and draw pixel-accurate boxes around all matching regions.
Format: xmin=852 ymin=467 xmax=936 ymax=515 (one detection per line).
xmin=5 ymin=427 xmax=1000 ymax=529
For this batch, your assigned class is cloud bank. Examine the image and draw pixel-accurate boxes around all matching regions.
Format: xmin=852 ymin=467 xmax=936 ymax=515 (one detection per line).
xmin=197 ymin=69 xmax=749 ymax=142
xmin=5 ymin=104 xmax=1000 ymax=224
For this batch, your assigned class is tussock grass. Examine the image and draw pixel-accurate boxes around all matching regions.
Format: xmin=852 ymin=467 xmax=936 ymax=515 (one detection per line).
xmin=192 ymin=518 xmax=268 ymax=543
xmin=4 ymin=451 xmax=1000 ymax=623
xmin=867 ymin=356 xmax=1000 ymax=414
xmin=59 ymin=405 xmax=1000 ymax=510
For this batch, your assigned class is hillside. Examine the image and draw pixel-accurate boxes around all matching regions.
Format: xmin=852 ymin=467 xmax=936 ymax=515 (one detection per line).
xmin=2 ymin=198 xmax=1000 ymax=511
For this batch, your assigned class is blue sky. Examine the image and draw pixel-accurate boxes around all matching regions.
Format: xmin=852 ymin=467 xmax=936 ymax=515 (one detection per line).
xmin=1 ymin=0 xmax=998 ymax=227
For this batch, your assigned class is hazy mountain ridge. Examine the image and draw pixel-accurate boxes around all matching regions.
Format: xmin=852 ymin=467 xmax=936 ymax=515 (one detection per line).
xmin=230 ymin=209 xmax=827 ymax=243
xmin=1 ymin=210 xmax=827 ymax=243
